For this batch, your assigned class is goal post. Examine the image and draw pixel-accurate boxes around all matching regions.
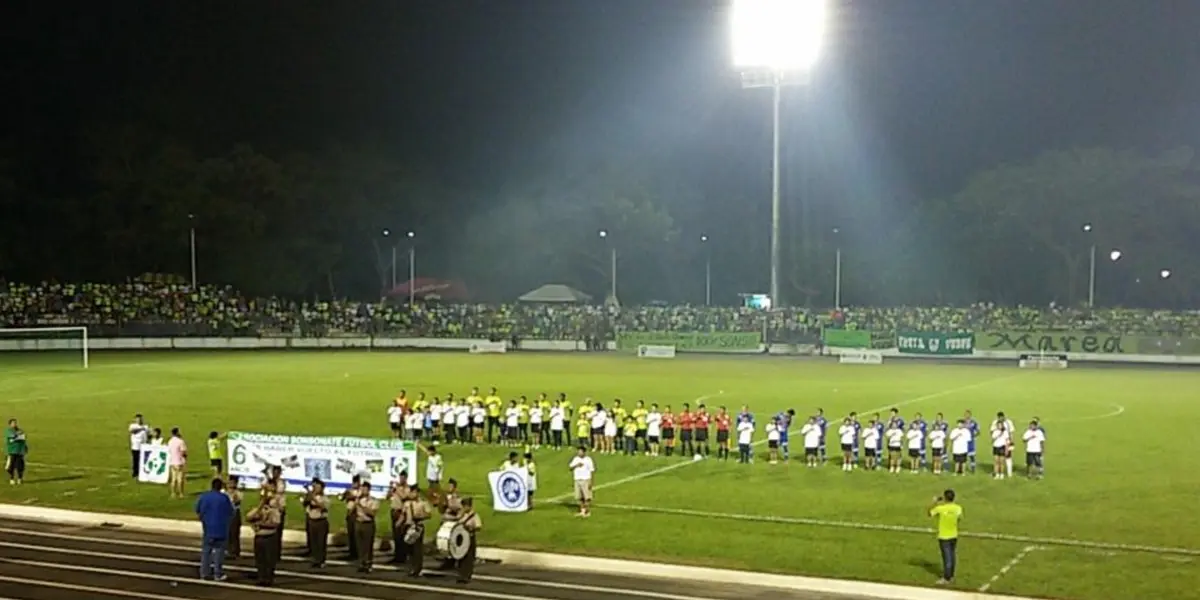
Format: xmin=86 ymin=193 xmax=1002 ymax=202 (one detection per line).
xmin=0 ymin=326 xmax=90 ymax=369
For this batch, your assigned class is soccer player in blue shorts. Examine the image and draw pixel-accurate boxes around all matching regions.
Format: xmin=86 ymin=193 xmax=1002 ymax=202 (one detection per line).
xmin=871 ymin=412 xmax=885 ymax=470
xmin=815 ymin=409 xmax=828 ymax=464
xmin=963 ymin=410 xmax=980 ymax=473
xmin=913 ymin=413 xmax=929 ymax=468
xmin=933 ymin=413 xmax=951 ymax=471
xmin=848 ymin=411 xmax=862 ymax=466
xmin=777 ymin=409 xmax=794 ymax=460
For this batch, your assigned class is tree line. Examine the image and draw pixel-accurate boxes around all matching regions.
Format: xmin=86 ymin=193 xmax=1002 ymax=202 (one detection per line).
xmin=1 ymin=123 xmax=1197 ymax=308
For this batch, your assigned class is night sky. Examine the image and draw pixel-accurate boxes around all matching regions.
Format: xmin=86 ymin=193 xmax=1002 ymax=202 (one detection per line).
xmin=4 ymin=0 xmax=1200 ymax=303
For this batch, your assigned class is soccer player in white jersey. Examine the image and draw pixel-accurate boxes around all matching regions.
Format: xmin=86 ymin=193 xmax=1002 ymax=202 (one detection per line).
xmin=765 ymin=418 xmax=780 ymax=464
xmin=800 ymin=417 xmax=822 ymax=467
xmin=1022 ymin=421 xmax=1046 ymax=479
xmin=429 ymin=398 xmax=443 ymax=442
xmin=990 ymin=417 xmax=1011 ymax=479
xmin=548 ymin=404 xmax=565 ymax=450
xmin=862 ymin=418 xmax=881 ymax=471
xmin=885 ymin=422 xmax=905 ymax=473
xmin=471 ymin=401 xmax=486 ymax=444
xmin=387 ymin=402 xmax=403 ymax=439
xmin=837 ymin=418 xmax=856 ymax=472
xmin=949 ymin=419 xmax=971 ymax=475
xmin=906 ymin=422 xmax=924 ymax=473
xmin=529 ymin=402 xmax=544 ymax=449
xmin=928 ymin=424 xmax=947 ymax=475
xmin=736 ymin=415 xmax=756 ymax=464
xmin=994 ymin=411 xmax=1015 ymax=478
xmin=646 ymin=405 xmax=662 ymax=457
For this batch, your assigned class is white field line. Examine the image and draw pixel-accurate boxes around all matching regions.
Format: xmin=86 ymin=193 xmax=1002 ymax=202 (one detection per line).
xmin=1051 ymin=403 xmax=1126 ymax=423
xmin=545 ymin=390 xmax=725 ymax=504
xmin=0 ymin=528 xmax=725 ymax=600
xmin=1 ymin=382 xmax=214 ymax=404
xmin=563 ymin=502 xmax=1200 ymax=557
xmin=547 ymin=375 xmax=1023 ymax=503
xmin=0 ymin=575 xmax=208 ymax=600
xmin=979 ymin=545 xmax=1043 ymax=592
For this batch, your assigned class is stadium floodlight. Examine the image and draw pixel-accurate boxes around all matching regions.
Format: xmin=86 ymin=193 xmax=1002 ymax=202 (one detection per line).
xmin=1110 ymin=249 xmax=1122 ymax=261
xmin=1160 ymin=269 xmax=1172 ymax=279
xmin=732 ymin=0 xmax=829 ymax=306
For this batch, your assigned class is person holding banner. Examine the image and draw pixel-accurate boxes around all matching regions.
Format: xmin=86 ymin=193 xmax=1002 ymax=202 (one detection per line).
xmin=303 ymin=478 xmax=330 ymax=568
xmin=353 ymin=480 xmax=379 ymax=573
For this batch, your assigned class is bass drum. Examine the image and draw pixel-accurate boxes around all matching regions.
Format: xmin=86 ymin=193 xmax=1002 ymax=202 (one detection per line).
xmin=435 ymin=521 xmax=470 ymax=560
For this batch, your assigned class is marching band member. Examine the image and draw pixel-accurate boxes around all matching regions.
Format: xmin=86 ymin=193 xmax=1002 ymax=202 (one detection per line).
xmin=225 ymin=475 xmax=243 ymax=559
xmin=442 ymin=478 xmax=463 ymax=519
xmin=246 ymin=489 xmax=281 ymax=586
xmin=340 ymin=474 xmax=361 ymax=561
xmin=455 ymin=497 xmax=482 ymax=583
xmin=353 ymin=480 xmax=379 ymax=573
xmin=388 ymin=471 xmax=411 ymax=564
xmin=302 ymin=478 xmax=330 ymax=567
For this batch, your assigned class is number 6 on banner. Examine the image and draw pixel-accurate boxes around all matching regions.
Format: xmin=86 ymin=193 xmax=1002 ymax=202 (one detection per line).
xmin=232 ymin=444 xmax=246 ymax=465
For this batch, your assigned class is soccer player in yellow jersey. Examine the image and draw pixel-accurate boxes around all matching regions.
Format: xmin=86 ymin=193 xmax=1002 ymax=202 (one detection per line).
xmin=611 ymin=399 xmax=628 ymax=451
xmin=485 ymin=388 xmax=503 ymax=444
xmin=632 ymin=400 xmax=649 ymax=455
xmin=574 ymin=414 xmax=589 ymax=449
xmin=517 ymin=396 xmax=531 ymax=443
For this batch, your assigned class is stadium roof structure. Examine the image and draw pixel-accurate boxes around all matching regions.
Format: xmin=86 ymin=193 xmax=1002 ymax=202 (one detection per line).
xmin=518 ymin=284 xmax=592 ymax=304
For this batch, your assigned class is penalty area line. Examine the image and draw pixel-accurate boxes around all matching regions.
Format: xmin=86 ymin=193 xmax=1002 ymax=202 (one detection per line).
xmin=979 ymin=545 xmax=1043 ymax=592
xmin=564 ymin=502 xmax=1200 ymax=558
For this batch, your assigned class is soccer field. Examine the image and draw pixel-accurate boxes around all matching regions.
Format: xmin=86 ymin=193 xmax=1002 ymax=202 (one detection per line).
xmin=2 ymin=350 xmax=1198 ymax=599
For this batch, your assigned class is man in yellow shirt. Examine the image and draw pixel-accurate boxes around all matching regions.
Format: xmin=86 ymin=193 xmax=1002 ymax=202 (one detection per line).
xmin=558 ymin=394 xmax=574 ymax=446
xmin=485 ymin=388 xmax=503 ymax=444
xmin=632 ymin=400 xmax=649 ymax=455
xmin=517 ymin=396 xmax=531 ymax=443
xmin=928 ymin=489 xmax=963 ymax=585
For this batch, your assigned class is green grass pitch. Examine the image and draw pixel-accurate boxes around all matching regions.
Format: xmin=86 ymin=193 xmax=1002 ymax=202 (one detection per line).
xmin=2 ymin=350 xmax=1198 ymax=599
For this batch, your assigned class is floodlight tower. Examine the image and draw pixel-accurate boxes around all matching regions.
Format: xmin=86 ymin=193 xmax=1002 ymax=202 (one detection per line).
xmin=732 ymin=0 xmax=828 ymax=307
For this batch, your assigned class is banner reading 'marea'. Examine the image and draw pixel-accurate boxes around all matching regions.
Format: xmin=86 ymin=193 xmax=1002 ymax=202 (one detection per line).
xmin=977 ymin=331 xmax=1128 ymax=354
xmin=616 ymin=331 xmax=761 ymax=352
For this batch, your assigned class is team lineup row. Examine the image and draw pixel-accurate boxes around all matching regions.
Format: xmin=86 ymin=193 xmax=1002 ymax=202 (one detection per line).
xmin=386 ymin=390 xmax=1049 ymax=479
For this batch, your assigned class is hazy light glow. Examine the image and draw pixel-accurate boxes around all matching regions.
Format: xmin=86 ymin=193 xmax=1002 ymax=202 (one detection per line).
xmin=701 ymin=234 xmax=709 ymax=242
xmin=1082 ymin=223 xmax=1092 ymax=232
xmin=598 ymin=230 xmax=608 ymax=239
xmin=1109 ymin=250 xmax=1122 ymax=261
xmin=731 ymin=0 xmax=827 ymax=71
xmin=1161 ymin=269 xmax=1172 ymax=279
xmin=407 ymin=231 xmax=415 ymax=238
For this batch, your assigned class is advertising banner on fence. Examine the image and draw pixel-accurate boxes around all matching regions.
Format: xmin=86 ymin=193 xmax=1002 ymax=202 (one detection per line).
xmin=137 ymin=444 xmax=169 ymax=484
xmin=616 ymin=331 xmax=761 ymax=352
xmin=897 ymin=332 xmax=974 ymax=355
xmin=226 ymin=431 xmax=418 ymax=498
xmin=822 ymin=329 xmax=896 ymax=349
xmin=976 ymin=331 xmax=1128 ymax=354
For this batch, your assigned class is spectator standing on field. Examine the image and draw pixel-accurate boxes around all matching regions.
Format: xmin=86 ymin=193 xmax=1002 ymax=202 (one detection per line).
xmin=195 ymin=478 xmax=234 ymax=581
xmin=128 ymin=414 xmax=149 ymax=479
xmin=5 ymin=418 xmax=28 ymax=485
xmin=568 ymin=446 xmax=595 ymax=518
xmin=928 ymin=489 xmax=964 ymax=585
xmin=167 ymin=427 xmax=188 ymax=499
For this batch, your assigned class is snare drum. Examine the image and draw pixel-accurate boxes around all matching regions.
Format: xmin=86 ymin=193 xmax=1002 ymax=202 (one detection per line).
xmin=435 ymin=521 xmax=470 ymax=560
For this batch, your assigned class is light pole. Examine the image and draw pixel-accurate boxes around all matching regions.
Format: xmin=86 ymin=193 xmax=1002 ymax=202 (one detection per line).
xmin=832 ymin=227 xmax=841 ymax=308
xmin=1083 ymin=223 xmax=1096 ymax=307
xmin=732 ymin=0 xmax=827 ymax=306
xmin=701 ymin=234 xmax=711 ymax=306
xmin=382 ymin=229 xmax=396 ymax=289
xmin=406 ymin=231 xmax=416 ymax=305
xmin=599 ymin=230 xmax=616 ymax=299
xmin=188 ymin=214 xmax=197 ymax=289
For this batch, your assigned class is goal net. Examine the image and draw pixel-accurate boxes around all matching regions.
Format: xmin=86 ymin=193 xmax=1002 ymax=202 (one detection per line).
xmin=0 ymin=327 xmax=90 ymax=369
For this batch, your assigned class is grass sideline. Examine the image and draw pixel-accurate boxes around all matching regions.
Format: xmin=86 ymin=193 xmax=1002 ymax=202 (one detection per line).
xmin=1 ymin=350 xmax=1198 ymax=600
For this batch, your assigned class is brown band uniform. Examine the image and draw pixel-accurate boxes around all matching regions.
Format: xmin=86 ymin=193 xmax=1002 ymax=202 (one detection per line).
xmin=302 ymin=482 xmax=330 ymax=567
xmin=353 ymin=483 xmax=379 ymax=573
xmin=246 ymin=492 xmax=282 ymax=586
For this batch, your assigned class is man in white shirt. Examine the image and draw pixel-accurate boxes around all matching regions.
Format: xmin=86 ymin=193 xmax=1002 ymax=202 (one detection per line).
xmin=949 ymin=420 xmax=971 ymax=476
xmin=1021 ymin=421 xmax=1046 ymax=479
xmin=862 ymin=418 xmax=881 ymax=471
xmin=996 ymin=412 xmax=1016 ymax=478
xmin=837 ymin=418 xmax=856 ymax=472
xmin=765 ymin=419 xmax=781 ymax=465
xmin=529 ymin=403 xmax=544 ymax=449
xmin=928 ymin=425 xmax=947 ymax=475
xmin=471 ymin=403 xmax=486 ymax=444
xmin=387 ymin=402 xmax=404 ymax=439
xmin=646 ymin=405 xmax=663 ymax=457
xmin=990 ymin=418 xmax=1011 ymax=480
xmin=736 ymin=416 xmax=755 ymax=464
xmin=429 ymin=399 xmax=443 ymax=443
xmin=800 ymin=417 xmax=822 ymax=468
xmin=426 ymin=445 xmax=445 ymax=500
xmin=885 ymin=424 xmax=905 ymax=474
xmin=906 ymin=423 xmax=925 ymax=473
xmin=128 ymin=414 xmax=150 ymax=479
xmin=505 ymin=402 xmax=521 ymax=447
xmin=548 ymin=405 xmax=565 ymax=450
xmin=567 ymin=447 xmax=595 ymax=517
xmin=454 ymin=402 xmax=470 ymax=445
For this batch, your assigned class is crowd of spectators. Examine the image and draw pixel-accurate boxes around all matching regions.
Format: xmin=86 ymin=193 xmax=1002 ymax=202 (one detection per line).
xmin=2 ymin=281 xmax=1199 ymax=340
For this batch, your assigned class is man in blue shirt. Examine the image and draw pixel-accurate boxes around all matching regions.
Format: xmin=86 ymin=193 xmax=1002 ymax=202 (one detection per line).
xmin=195 ymin=478 xmax=235 ymax=581
xmin=815 ymin=409 xmax=828 ymax=463
xmin=776 ymin=409 xmax=794 ymax=460
xmin=963 ymin=410 xmax=980 ymax=473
